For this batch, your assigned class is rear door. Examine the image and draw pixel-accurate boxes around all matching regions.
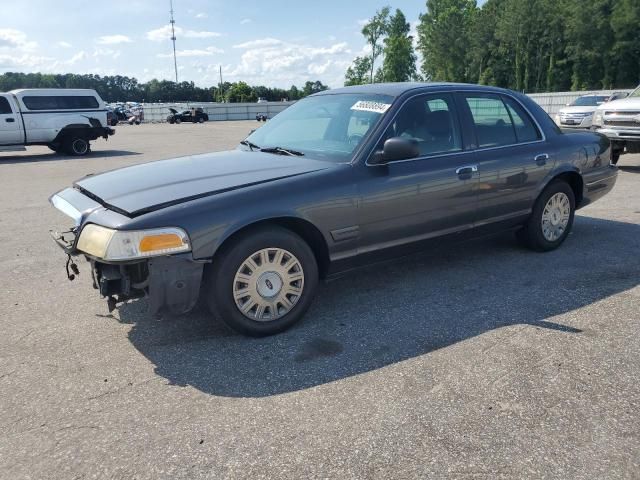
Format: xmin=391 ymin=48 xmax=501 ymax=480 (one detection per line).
xmin=457 ymin=92 xmax=551 ymax=225
xmin=0 ymin=95 xmax=24 ymax=145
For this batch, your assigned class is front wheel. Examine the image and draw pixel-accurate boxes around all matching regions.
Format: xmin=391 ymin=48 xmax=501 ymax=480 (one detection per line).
xmin=517 ymin=180 xmax=575 ymax=252
xmin=206 ymin=226 xmax=319 ymax=336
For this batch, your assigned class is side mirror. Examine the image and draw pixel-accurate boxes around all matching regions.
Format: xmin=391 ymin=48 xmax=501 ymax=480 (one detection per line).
xmin=370 ymin=137 xmax=420 ymax=165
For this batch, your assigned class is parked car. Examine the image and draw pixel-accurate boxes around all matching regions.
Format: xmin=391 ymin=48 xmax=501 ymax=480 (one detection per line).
xmin=256 ymin=113 xmax=268 ymax=122
xmin=167 ymin=107 xmax=209 ymax=124
xmin=591 ymin=85 xmax=640 ymax=164
xmin=554 ymin=93 xmax=627 ymax=129
xmin=49 ymin=83 xmax=617 ymax=336
xmin=0 ymin=88 xmax=114 ymax=155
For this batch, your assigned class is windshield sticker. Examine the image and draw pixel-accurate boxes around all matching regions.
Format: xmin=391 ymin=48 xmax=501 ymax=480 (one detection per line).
xmin=351 ymin=100 xmax=391 ymax=114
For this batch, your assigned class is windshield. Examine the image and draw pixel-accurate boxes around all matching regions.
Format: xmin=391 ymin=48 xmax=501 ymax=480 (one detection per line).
xmin=244 ymin=93 xmax=394 ymax=162
xmin=629 ymin=86 xmax=640 ymax=98
xmin=571 ymin=96 xmax=608 ymax=106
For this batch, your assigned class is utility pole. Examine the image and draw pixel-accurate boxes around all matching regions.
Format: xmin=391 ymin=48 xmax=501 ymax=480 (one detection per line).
xmin=219 ymin=65 xmax=224 ymax=102
xmin=169 ymin=0 xmax=178 ymax=83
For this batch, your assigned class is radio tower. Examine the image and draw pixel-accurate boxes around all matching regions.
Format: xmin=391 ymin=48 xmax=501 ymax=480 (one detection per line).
xmin=169 ymin=0 xmax=178 ymax=83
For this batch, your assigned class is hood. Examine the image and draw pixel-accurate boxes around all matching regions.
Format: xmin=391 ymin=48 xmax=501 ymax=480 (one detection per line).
xmin=74 ymin=149 xmax=332 ymax=217
xmin=596 ymin=96 xmax=640 ymax=112
xmin=558 ymin=105 xmax=598 ymax=115
xmin=169 ymin=108 xmax=178 ymax=114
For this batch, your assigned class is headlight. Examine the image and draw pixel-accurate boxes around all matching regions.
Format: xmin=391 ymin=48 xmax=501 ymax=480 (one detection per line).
xmin=76 ymin=225 xmax=191 ymax=260
xmin=592 ymin=110 xmax=604 ymax=127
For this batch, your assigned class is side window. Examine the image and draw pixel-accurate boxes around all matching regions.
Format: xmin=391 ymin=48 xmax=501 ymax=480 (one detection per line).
xmin=502 ymin=96 xmax=542 ymax=143
xmin=22 ymin=95 xmax=99 ymax=110
xmin=464 ymin=95 xmax=517 ymax=148
xmin=382 ymin=93 xmax=462 ymax=156
xmin=23 ymin=96 xmax=58 ymax=110
xmin=0 ymin=97 xmax=13 ymax=114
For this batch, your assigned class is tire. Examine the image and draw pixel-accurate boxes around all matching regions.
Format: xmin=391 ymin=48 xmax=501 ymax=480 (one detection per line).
xmin=64 ymin=137 xmax=90 ymax=156
xmin=175 ymin=118 xmax=181 ymax=124
xmin=206 ymin=226 xmax=319 ymax=336
xmin=198 ymin=117 xmax=205 ymax=123
xmin=517 ymin=180 xmax=575 ymax=252
xmin=611 ymin=149 xmax=621 ymax=165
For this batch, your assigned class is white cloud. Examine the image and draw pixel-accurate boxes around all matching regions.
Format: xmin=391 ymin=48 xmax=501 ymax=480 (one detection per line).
xmin=240 ymin=18 xmax=252 ymax=25
xmin=233 ymin=38 xmax=283 ymax=49
xmin=184 ymin=30 xmax=221 ymax=39
xmin=195 ymin=12 xmax=208 ymax=18
xmin=57 ymin=41 xmax=72 ymax=48
xmin=146 ymin=25 xmax=221 ymax=42
xmin=356 ymin=18 xmax=369 ymax=27
xmin=0 ymin=28 xmax=37 ymax=51
xmin=93 ymin=48 xmax=122 ymax=59
xmin=225 ymin=38 xmax=353 ymax=87
xmin=97 ymin=34 xmax=132 ymax=45
xmin=157 ymin=46 xmax=224 ymax=58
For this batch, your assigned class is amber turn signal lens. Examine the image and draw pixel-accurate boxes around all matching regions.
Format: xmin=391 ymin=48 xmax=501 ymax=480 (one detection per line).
xmin=139 ymin=233 xmax=185 ymax=252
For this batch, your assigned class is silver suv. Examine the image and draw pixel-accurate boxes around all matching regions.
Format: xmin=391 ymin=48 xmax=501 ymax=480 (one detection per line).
xmin=592 ymin=85 xmax=640 ymax=164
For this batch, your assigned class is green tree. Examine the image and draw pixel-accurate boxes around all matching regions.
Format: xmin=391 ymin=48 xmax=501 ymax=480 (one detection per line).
xmin=611 ymin=0 xmax=640 ymax=87
xmin=382 ymin=9 xmax=417 ymax=82
xmin=301 ymin=80 xmax=329 ymax=97
xmin=361 ymin=6 xmax=390 ymax=83
xmin=417 ymin=0 xmax=477 ymax=82
xmin=344 ymin=56 xmax=372 ymax=86
xmin=225 ymin=81 xmax=257 ymax=102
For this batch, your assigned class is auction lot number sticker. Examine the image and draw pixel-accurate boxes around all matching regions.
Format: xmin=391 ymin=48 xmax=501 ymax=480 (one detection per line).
xmin=351 ymin=101 xmax=392 ymax=114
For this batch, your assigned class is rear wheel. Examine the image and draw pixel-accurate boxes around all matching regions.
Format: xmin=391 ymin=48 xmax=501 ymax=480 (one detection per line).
xmin=64 ymin=137 xmax=90 ymax=156
xmin=517 ymin=180 xmax=575 ymax=251
xmin=206 ymin=226 xmax=319 ymax=336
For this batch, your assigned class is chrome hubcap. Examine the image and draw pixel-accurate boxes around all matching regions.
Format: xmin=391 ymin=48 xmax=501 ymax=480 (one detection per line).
xmin=233 ymin=248 xmax=304 ymax=321
xmin=541 ymin=192 xmax=571 ymax=241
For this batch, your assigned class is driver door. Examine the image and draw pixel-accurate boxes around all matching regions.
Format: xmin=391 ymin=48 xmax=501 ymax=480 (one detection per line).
xmin=356 ymin=92 xmax=479 ymax=255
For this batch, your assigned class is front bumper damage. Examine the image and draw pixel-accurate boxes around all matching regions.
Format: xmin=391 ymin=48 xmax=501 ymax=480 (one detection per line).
xmin=50 ymin=228 xmax=205 ymax=315
xmin=91 ymin=255 xmax=205 ymax=315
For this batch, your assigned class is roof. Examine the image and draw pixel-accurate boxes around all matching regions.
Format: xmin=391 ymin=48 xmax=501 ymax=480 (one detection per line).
xmin=313 ymin=82 xmax=515 ymax=98
xmin=9 ymin=88 xmax=100 ymax=96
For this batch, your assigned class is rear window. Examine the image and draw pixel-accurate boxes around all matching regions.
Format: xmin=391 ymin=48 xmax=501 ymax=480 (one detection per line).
xmin=0 ymin=97 xmax=13 ymax=114
xmin=22 ymin=95 xmax=99 ymax=111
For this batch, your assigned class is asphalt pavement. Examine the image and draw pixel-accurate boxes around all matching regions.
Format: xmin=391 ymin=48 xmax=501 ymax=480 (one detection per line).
xmin=1 ymin=121 xmax=639 ymax=479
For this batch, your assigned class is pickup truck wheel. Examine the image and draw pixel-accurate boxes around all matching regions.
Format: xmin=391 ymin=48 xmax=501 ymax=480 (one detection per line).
xmin=175 ymin=118 xmax=181 ymax=124
xmin=206 ymin=226 xmax=319 ymax=336
xmin=65 ymin=137 xmax=90 ymax=156
xmin=517 ymin=180 xmax=575 ymax=252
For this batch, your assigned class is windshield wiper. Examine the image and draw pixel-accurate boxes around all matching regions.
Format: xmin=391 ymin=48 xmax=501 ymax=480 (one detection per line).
xmin=259 ymin=146 xmax=305 ymax=157
xmin=240 ymin=140 xmax=260 ymax=151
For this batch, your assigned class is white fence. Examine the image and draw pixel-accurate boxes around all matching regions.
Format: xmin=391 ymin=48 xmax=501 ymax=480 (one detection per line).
xmin=141 ymin=101 xmax=295 ymax=123
xmin=137 ymin=89 xmax=634 ymax=123
xmin=527 ymin=89 xmax=633 ymax=115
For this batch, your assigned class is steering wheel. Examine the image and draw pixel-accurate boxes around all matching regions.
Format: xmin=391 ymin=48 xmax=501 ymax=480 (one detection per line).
xmin=348 ymin=134 xmax=364 ymax=147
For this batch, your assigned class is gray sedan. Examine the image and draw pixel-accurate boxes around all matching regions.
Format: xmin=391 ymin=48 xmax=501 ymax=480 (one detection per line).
xmin=50 ymin=83 xmax=617 ymax=336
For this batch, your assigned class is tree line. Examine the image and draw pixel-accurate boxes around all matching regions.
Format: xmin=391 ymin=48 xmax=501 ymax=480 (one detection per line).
xmin=347 ymin=0 xmax=640 ymax=92
xmin=0 ymin=72 xmax=329 ymax=103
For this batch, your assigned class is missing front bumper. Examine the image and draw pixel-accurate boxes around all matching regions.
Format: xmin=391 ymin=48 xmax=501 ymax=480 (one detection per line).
xmin=91 ymin=255 xmax=205 ymax=316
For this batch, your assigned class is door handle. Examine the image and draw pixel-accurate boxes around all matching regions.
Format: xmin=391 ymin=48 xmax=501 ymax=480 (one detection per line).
xmin=5 ymin=118 xmax=15 ymax=123
xmin=455 ymin=165 xmax=478 ymax=176
xmin=535 ymin=153 xmax=549 ymax=165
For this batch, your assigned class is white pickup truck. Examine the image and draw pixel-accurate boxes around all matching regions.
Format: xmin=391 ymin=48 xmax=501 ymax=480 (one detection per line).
xmin=592 ymin=85 xmax=640 ymax=164
xmin=0 ymin=88 xmax=114 ymax=156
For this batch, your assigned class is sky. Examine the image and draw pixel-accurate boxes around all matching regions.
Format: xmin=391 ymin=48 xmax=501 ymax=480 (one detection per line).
xmin=0 ymin=0 xmax=433 ymax=89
